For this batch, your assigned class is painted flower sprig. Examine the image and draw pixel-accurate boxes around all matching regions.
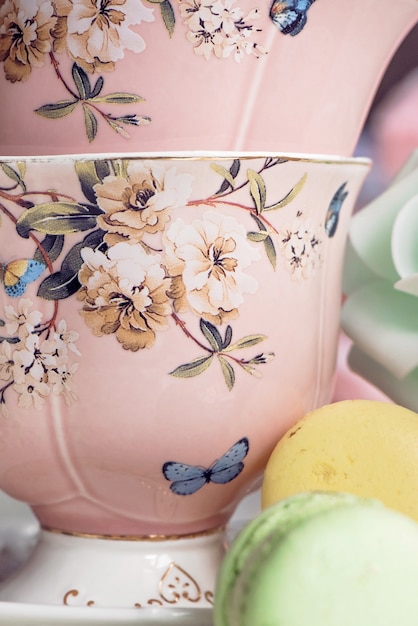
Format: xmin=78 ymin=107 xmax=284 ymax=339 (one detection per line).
xmin=0 ymin=155 xmax=322 ymax=408
xmin=36 ymin=58 xmax=151 ymax=142
xmin=0 ymin=0 xmax=267 ymax=143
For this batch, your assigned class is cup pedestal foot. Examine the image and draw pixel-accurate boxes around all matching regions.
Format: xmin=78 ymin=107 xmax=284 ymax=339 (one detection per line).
xmin=0 ymin=527 xmax=226 ymax=609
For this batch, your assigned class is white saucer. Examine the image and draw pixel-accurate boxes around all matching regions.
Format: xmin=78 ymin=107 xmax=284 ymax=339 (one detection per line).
xmin=0 ymin=602 xmax=213 ymax=625
xmin=0 ymin=490 xmax=260 ymax=625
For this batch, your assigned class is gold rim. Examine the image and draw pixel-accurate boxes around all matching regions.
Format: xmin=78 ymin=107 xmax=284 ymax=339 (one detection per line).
xmin=41 ymin=524 xmax=226 ymax=542
xmin=0 ymin=152 xmax=371 ymax=167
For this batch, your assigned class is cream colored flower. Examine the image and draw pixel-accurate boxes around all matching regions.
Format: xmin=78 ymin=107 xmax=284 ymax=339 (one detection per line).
xmin=78 ymin=242 xmax=172 ymax=351
xmin=52 ymin=0 xmax=154 ymax=73
xmin=179 ymin=0 xmax=265 ymax=61
xmin=164 ymin=211 xmax=259 ymax=324
xmin=13 ymin=374 xmax=50 ymax=409
xmin=54 ymin=319 xmax=81 ymax=356
xmin=95 ymin=162 xmax=193 ymax=244
xmin=0 ymin=0 xmax=56 ymax=82
xmin=12 ymin=334 xmax=57 ymax=384
xmin=0 ymin=341 xmax=15 ymax=381
xmin=48 ymin=362 xmax=78 ymax=404
xmin=4 ymin=299 xmax=42 ymax=339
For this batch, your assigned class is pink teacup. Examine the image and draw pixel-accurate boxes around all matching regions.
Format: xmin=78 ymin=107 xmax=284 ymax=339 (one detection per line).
xmin=0 ymin=151 xmax=369 ymax=609
xmin=0 ymin=0 xmax=417 ymax=156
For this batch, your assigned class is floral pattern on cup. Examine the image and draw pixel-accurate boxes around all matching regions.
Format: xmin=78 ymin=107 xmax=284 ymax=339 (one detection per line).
xmin=0 ymin=156 xmax=332 ymax=413
xmin=0 ymin=0 xmax=270 ymax=142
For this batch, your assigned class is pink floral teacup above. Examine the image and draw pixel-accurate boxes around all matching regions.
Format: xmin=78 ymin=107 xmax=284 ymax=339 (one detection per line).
xmin=1 ymin=0 xmax=418 ymax=156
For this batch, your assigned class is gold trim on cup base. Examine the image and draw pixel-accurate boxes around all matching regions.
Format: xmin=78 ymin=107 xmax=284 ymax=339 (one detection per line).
xmin=41 ymin=524 xmax=226 ymax=542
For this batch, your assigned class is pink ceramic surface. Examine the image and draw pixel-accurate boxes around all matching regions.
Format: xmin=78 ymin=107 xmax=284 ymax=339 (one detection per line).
xmin=0 ymin=153 xmax=369 ymax=538
xmin=0 ymin=1 xmax=417 ymax=156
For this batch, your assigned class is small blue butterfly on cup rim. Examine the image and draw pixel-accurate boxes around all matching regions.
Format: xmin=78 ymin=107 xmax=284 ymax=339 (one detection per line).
xmin=270 ymin=0 xmax=317 ymax=36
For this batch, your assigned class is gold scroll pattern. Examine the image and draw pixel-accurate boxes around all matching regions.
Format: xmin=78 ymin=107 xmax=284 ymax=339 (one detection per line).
xmin=63 ymin=562 xmax=214 ymax=608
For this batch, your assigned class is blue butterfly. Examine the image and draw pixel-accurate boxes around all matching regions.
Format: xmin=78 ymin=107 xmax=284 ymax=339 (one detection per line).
xmin=324 ymin=182 xmax=349 ymax=238
xmin=162 ymin=437 xmax=249 ymax=496
xmin=0 ymin=259 xmax=45 ymax=297
xmin=270 ymin=0 xmax=316 ymax=36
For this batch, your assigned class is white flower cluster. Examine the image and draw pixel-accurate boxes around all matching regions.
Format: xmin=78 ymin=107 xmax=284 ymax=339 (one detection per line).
xmin=179 ymin=0 xmax=266 ymax=61
xmin=279 ymin=214 xmax=322 ymax=280
xmin=0 ymin=299 xmax=80 ymax=415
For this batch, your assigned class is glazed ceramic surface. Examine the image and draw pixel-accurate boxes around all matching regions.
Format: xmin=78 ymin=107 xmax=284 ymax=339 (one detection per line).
xmin=0 ymin=152 xmax=369 ymax=605
xmin=0 ymin=1 xmax=417 ymax=156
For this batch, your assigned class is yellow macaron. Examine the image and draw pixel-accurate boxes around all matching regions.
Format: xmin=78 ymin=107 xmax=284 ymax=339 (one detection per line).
xmin=262 ymin=399 xmax=418 ymax=521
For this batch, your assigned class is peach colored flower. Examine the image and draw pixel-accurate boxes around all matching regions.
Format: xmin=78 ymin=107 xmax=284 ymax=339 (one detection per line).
xmin=0 ymin=0 xmax=57 ymax=82
xmin=78 ymin=242 xmax=172 ymax=351
xmin=95 ymin=162 xmax=193 ymax=244
xmin=164 ymin=211 xmax=259 ymax=324
xmin=52 ymin=0 xmax=154 ymax=73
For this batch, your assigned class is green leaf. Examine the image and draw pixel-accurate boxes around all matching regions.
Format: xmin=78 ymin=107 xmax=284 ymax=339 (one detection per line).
xmin=106 ymin=119 xmax=131 ymax=139
xmin=250 ymin=213 xmax=265 ymax=231
xmin=215 ymin=159 xmax=241 ymax=195
xmin=16 ymin=202 xmax=103 ymax=238
xmin=89 ymin=93 xmax=145 ymax=104
xmin=200 ymin=318 xmax=223 ymax=351
xmin=17 ymin=162 xmax=26 ymax=179
xmin=37 ymin=229 xmax=105 ymax=300
xmin=90 ymin=76 xmax=104 ymax=99
xmin=83 ymin=104 xmax=98 ymax=143
xmin=160 ymin=0 xmax=175 ymax=36
xmin=247 ymin=231 xmax=269 ymax=242
xmin=0 ymin=163 xmax=26 ymax=191
xmin=169 ymin=354 xmax=214 ymax=378
xmin=247 ymin=169 xmax=266 ymax=214
xmin=211 ymin=163 xmax=236 ymax=191
xmin=75 ymin=159 xmax=112 ymax=204
xmin=72 ymin=63 xmax=91 ymax=99
xmin=33 ymin=234 xmax=65 ymax=264
xmin=37 ymin=266 xmax=81 ymax=301
xmin=218 ymin=355 xmax=235 ymax=391
xmin=35 ymin=100 xmax=79 ymax=119
xmin=264 ymin=235 xmax=277 ymax=269
xmin=264 ymin=173 xmax=307 ymax=211
xmin=222 ymin=325 xmax=232 ymax=349
xmin=0 ymin=336 xmax=20 ymax=344
xmin=224 ymin=334 xmax=267 ymax=352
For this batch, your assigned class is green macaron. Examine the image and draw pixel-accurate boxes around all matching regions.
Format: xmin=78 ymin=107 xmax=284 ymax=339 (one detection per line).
xmin=214 ymin=492 xmax=418 ymax=626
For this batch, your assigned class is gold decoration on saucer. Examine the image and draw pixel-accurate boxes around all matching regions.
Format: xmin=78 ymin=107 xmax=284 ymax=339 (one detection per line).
xmin=63 ymin=589 xmax=95 ymax=607
xmin=158 ymin=562 xmax=201 ymax=604
xmin=62 ymin=562 xmax=214 ymax=607
xmin=205 ymin=590 xmax=214 ymax=605
xmin=42 ymin=524 xmax=224 ymax=542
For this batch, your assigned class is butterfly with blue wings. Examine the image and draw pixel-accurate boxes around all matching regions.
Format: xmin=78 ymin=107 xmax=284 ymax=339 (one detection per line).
xmin=162 ymin=437 xmax=249 ymax=496
xmin=324 ymin=182 xmax=349 ymax=238
xmin=270 ymin=0 xmax=316 ymax=36
xmin=0 ymin=259 xmax=45 ymax=297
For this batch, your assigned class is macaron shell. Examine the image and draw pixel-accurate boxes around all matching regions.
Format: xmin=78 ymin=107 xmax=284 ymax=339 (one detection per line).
xmin=238 ymin=504 xmax=418 ymax=626
xmin=261 ymin=400 xmax=418 ymax=520
xmin=214 ymin=491 xmax=378 ymax=626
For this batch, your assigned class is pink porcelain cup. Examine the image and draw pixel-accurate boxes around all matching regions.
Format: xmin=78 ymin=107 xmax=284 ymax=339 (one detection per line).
xmin=0 ymin=1 xmax=417 ymax=156
xmin=0 ymin=152 xmax=369 ymax=609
